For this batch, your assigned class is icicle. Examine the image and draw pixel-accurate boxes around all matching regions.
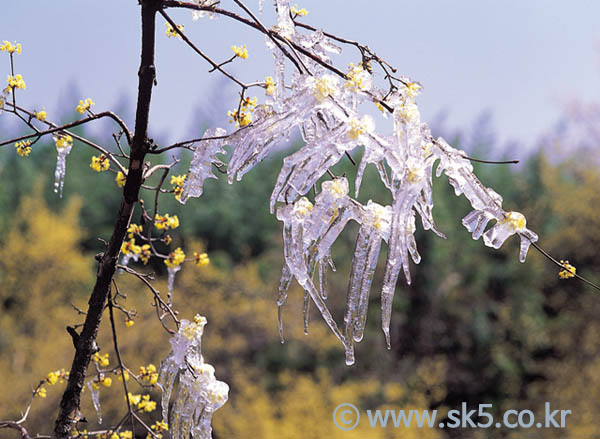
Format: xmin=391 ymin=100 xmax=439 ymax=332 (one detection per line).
xmin=303 ymin=290 xmax=310 ymax=335
xmin=158 ymin=317 xmax=228 ymax=439
xmin=87 ymin=381 xmax=102 ymax=424
xmin=277 ymin=264 xmax=293 ymax=343
xmin=53 ymin=136 xmax=72 ymax=198
xmin=167 ymin=265 xmax=181 ymax=296
xmin=180 ymin=128 xmax=227 ymax=204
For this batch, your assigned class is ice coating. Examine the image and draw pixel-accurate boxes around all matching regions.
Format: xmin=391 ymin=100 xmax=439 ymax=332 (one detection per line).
xmin=167 ymin=265 xmax=181 ymax=297
xmin=54 ymin=142 xmax=72 ymax=198
xmin=177 ymin=6 xmax=539 ymax=363
xmin=158 ymin=317 xmax=229 ymax=439
xmin=87 ymin=380 xmax=102 ymax=424
xmin=179 ymin=128 xmax=227 ymax=204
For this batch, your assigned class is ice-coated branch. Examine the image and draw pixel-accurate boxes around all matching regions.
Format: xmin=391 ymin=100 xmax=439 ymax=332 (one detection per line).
xmin=158 ymin=317 xmax=229 ymax=439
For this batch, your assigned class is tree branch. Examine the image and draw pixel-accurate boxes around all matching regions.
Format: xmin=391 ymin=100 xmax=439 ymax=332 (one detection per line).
xmin=52 ymin=1 xmax=159 ymax=438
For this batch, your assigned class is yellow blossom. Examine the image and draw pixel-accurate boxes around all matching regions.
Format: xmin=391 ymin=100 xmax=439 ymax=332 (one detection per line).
xmin=47 ymin=371 xmax=60 ymax=385
xmin=140 ymin=244 xmax=151 ymax=264
xmin=115 ymin=171 xmax=127 ymax=187
xmin=164 ymin=235 xmax=172 ymax=245
xmin=54 ymin=134 xmax=73 ymax=149
xmin=171 ymin=175 xmax=186 ymax=200
xmin=125 ymin=318 xmax=135 ymax=327
xmin=140 ymin=364 xmax=159 ymax=385
xmin=290 ymin=4 xmax=308 ymax=16
xmin=120 ymin=431 xmax=133 ymax=439
xmin=110 ymin=432 xmax=119 ymax=439
xmin=127 ymin=224 xmax=143 ymax=239
xmin=7 ymin=74 xmax=26 ymax=90
xmin=311 ymin=76 xmax=336 ymax=102
xmin=0 ymin=41 xmax=22 ymax=54
xmin=93 ymin=352 xmax=110 ymax=367
xmin=117 ymin=370 xmax=130 ymax=382
xmin=559 ymin=260 xmax=576 ymax=279
xmin=232 ymin=44 xmax=248 ymax=59
xmin=15 ymin=140 xmax=32 ymax=157
xmin=165 ymin=22 xmax=184 ymax=38
xmin=90 ymin=155 xmax=110 ymax=172
xmin=126 ymin=393 xmax=141 ymax=406
xmin=265 ymin=76 xmax=276 ymax=96
xmin=405 ymin=81 xmax=422 ymax=99
xmin=137 ymin=394 xmax=156 ymax=412
xmin=35 ymin=387 xmax=47 ymax=398
xmin=154 ymin=213 xmax=179 ymax=230
xmin=101 ymin=376 xmax=112 ymax=387
xmin=91 ymin=381 xmax=100 ymax=390
xmin=76 ymin=98 xmax=94 ymax=114
xmin=151 ymin=421 xmax=169 ymax=432
xmin=193 ymin=251 xmax=210 ymax=267
xmin=34 ymin=109 xmax=47 ymax=121
xmin=345 ymin=63 xmax=371 ymax=92
xmin=121 ymin=239 xmax=141 ymax=256
xmin=228 ymin=109 xmax=252 ymax=127
xmin=164 ymin=247 xmax=185 ymax=268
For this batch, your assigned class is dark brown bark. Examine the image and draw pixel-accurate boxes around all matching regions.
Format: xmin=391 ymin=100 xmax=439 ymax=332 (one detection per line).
xmin=52 ymin=2 xmax=159 ymax=438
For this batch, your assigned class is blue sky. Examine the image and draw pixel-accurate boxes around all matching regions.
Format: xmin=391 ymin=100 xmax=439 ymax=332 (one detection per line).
xmin=2 ymin=1 xmax=600 ymax=151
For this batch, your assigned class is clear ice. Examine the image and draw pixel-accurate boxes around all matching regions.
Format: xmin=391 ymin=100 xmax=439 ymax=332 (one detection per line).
xmin=158 ymin=317 xmax=229 ymax=439
xmin=181 ymin=4 xmax=539 ymax=363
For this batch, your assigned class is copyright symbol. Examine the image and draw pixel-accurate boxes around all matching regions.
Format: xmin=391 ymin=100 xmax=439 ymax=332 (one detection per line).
xmin=333 ymin=403 xmax=360 ymax=431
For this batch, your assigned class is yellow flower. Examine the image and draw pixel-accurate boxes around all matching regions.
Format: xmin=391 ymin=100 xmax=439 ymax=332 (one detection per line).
xmin=227 ymin=109 xmax=252 ymax=127
xmin=93 ymin=353 xmax=110 ymax=367
xmin=311 ymin=75 xmax=337 ymax=102
xmin=137 ymin=394 xmax=156 ymax=412
xmin=54 ymin=134 xmax=73 ymax=149
xmin=90 ymin=155 xmax=110 ymax=172
xmin=7 ymin=74 xmax=26 ymax=90
xmin=559 ymin=260 xmax=576 ymax=279
xmin=154 ymin=213 xmax=179 ymax=230
xmin=125 ymin=318 xmax=135 ymax=327
xmin=404 ymin=81 xmax=422 ymax=100
xmin=35 ymin=387 xmax=47 ymax=398
xmin=127 ymin=224 xmax=143 ymax=239
xmin=15 ymin=140 xmax=32 ymax=157
xmin=140 ymin=364 xmax=158 ymax=385
xmin=345 ymin=63 xmax=371 ymax=92
xmin=165 ymin=22 xmax=184 ymax=38
xmin=76 ymin=98 xmax=94 ymax=114
xmin=232 ymin=44 xmax=248 ymax=59
xmin=110 ymin=432 xmax=119 ymax=439
xmin=120 ymin=431 xmax=133 ymax=439
xmin=171 ymin=175 xmax=186 ymax=200
xmin=47 ymin=371 xmax=59 ymax=385
xmin=164 ymin=235 xmax=172 ymax=246
xmin=117 ymin=370 xmax=130 ymax=382
xmin=91 ymin=381 xmax=100 ymax=390
xmin=140 ymin=244 xmax=151 ymax=264
xmin=193 ymin=251 xmax=210 ymax=267
xmin=126 ymin=393 xmax=141 ymax=406
xmin=151 ymin=421 xmax=169 ymax=432
xmin=121 ymin=239 xmax=142 ymax=256
xmin=34 ymin=109 xmax=47 ymax=121
xmin=265 ymin=76 xmax=276 ymax=96
xmin=164 ymin=247 xmax=185 ymax=268
xmin=0 ymin=41 xmax=22 ymax=54
xmin=115 ymin=171 xmax=127 ymax=187
xmin=101 ymin=376 xmax=112 ymax=387
xmin=290 ymin=5 xmax=308 ymax=16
